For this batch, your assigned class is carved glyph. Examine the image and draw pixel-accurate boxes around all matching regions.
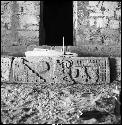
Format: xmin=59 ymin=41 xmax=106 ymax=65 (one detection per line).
xmin=1 ymin=56 xmax=12 ymax=81
xmin=71 ymin=57 xmax=110 ymax=84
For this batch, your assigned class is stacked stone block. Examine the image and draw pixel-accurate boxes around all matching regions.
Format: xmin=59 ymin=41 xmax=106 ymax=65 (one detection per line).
xmin=1 ymin=1 xmax=40 ymax=53
xmin=1 ymin=56 xmax=110 ymax=85
xmin=74 ymin=1 xmax=121 ymax=46
xmin=1 ymin=56 xmax=12 ymax=81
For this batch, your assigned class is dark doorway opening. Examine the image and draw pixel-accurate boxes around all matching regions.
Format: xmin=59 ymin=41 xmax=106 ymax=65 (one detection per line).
xmin=43 ymin=1 xmax=73 ymax=46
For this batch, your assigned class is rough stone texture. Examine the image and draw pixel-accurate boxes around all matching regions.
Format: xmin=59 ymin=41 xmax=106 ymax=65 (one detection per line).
xmin=1 ymin=56 xmax=12 ymax=81
xmin=73 ymin=1 xmax=121 ymax=46
xmin=1 ymin=1 xmax=121 ymax=124
xmin=109 ymin=57 xmax=121 ymax=82
xmin=71 ymin=57 xmax=110 ymax=84
xmin=1 ymin=1 xmax=42 ymax=53
xmin=1 ymin=56 xmax=110 ymax=85
xmin=12 ymin=57 xmax=54 ymax=84
xmin=67 ymin=45 xmax=121 ymax=57
xmin=1 ymin=80 xmax=121 ymax=124
xmin=73 ymin=1 xmax=121 ymax=59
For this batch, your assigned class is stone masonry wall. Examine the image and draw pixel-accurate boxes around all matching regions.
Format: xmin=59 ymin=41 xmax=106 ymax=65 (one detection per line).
xmin=1 ymin=1 xmax=121 ymax=81
xmin=1 ymin=1 xmax=41 ymax=53
xmin=73 ymin=1 xmax=121 ymax=56
xmin=73 ymin=1 xmax=121 ymax=81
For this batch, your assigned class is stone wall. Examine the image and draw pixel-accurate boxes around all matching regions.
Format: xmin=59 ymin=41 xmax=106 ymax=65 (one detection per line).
xmin=73 ymin=1 xmax=121 ymax=57
xmin=73 ymin=1 xmax=121 ymax=81
xmin=1 ymin=1 xmax=42 ymax=53
xmin=1 ymin=1 xmax=121 ymax=82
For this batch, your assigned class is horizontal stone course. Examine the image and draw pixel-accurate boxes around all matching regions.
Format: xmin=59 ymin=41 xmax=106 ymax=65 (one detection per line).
xmin=1 ymin=56 xmax=110 ymax=84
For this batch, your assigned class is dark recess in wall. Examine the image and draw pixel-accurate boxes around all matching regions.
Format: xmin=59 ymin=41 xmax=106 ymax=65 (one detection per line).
xmin=39 ymin=1 xmax=45 ymax=46
xmin=109 ymin=58 xmax=117 ymax=83
xmin=43 ymin=1 xmax=73 ymax=46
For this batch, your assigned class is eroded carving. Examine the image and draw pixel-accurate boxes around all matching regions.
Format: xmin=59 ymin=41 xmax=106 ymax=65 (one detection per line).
xmin=12 ymin=57 xmax=52 ymax=83
xmin=53 ymin=58 xmax=74 ymax=86
xmin=1 ymin=56 xmax=110 ymax=85
xmin=71 ymin=57 xmax=109 ymax=84
xmin=1 ymin=56 xmax=12 ymax=81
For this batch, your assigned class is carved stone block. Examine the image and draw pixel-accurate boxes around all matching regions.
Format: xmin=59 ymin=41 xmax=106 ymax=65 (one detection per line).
xmin=1 ymin=56 xmax=110 ymax=85
xmin=12 ymin=57 xmax=54 ymax=83
xmin=71 ymin=57 xmax=110 ymax=84
xmin=1 ymin=56 xmax=12 ymax=81
xmin=53 ymin=57 xmax=74 ymax=86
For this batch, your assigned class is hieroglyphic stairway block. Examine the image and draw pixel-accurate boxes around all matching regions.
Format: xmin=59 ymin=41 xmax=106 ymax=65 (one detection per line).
xmin=12 ymin=57 xmax=54 ymax=83
xmin=1 ymin=56 xmax=110 ymax=84
xmin=54 ymin=57 xmax=110 ymax=85
xmin=71 ymin=57 xmax=110 ymax=84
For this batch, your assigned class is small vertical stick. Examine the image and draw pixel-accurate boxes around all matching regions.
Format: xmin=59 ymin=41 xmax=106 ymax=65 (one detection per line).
xmin=63 ymin=36 xmax=65 ymax=54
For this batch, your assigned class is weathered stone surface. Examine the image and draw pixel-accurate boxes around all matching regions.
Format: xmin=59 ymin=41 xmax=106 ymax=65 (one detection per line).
xmin=1 ymin=56 xmax=110 ymax=85
xmin=1 ymin=56 xmax=12 ymax=81
xmin=67 ymin=45 xmax=121 ymax=57
xmin=71 ymin=57 xmax=110 ymax=84
xmin=11 ymin=57 xmax=53 ymax=83
xmin=73 ymin=1 xmax=121 ymax=46
xmin=1 ymin=1 xmax=43 ymax=53
xmin=1 ymin=80 xmax=121 ymax=124
xmin=109 ymin=57 xmax=121 ymax=82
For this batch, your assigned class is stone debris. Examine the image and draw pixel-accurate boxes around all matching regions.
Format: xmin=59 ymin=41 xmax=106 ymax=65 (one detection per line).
xmin=1 ymin=80 xmax=121 ymax=124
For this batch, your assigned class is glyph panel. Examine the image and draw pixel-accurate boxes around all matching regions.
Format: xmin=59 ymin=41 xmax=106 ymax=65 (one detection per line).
xmin=1 ymin=56 xmax=12 ymax=81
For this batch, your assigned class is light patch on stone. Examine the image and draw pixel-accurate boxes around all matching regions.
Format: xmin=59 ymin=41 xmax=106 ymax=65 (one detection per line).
xmin=89 ymin=17 xmax=95 ymax=26
xmin=20 ymin=15 xmax=38 ymax=28
xmin=104 ymin=9 xmax=114 ymax=17
xmin=18 ymin=30 xmax=39 ymax=38
xmin=96 ymin=18 xmax=106 ymax=28
xmin=78 ymin=10 xmax=84 ymax=18
xmin=73 ymin=1 xmax=78 ymax=30
xmin=26 ymin=25 xmax=39 ymax=31
xmin=81 ymin=18 xmax=89 ymax=26
xmin=86 ymin=6 xmax=95 ymax=11
xmin=17 ymin=1 xmax=24 ymax=4
xmin=89 ymin=12 xmax=103 ymax=17
xmin=96 ymin=17 xmax=108 ymax=28
xmin=103 ymin=1 xmax=118 ymax=11
xmin=1 ymin=2 xmax=12 ymax=25
xmin=116 ymin=9 xmax=121 ymax=19
xmin=18 ymin=1 xmax=36 ymax=15
xmin=76 ymin=35 xmax=82 ymax=42
xmin=95 ymin=6 xmax=102 ymax=13
xmin=1 ymin=14 xmax=11 ymax=24
xmin=89 ymin=1 xmax=99 ymax=7
xmin=109 ymin=20 xmax=119 ymax=29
